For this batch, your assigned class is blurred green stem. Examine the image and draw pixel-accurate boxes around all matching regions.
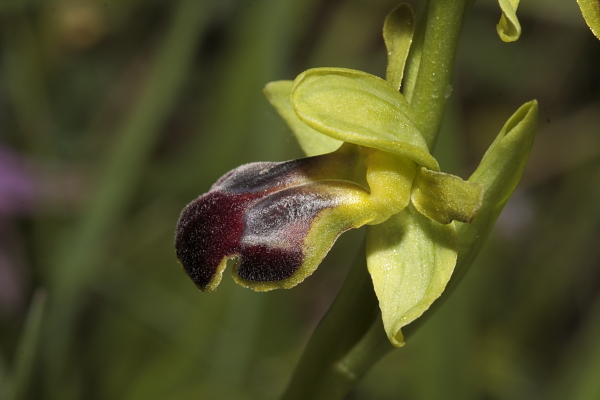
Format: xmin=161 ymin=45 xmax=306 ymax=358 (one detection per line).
xmin=0 ymin=290 xmax=47 ymax=400
xmin=12 ymin=290 xmax=47 ymax=400
xmin=280 ymin=0 xmax=474 ymax=398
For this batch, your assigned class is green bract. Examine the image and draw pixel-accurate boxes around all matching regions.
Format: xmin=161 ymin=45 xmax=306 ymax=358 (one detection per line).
xmin=458 ymin=100 xmax=538 ymax=270
xmin=176 ymin=3 xmax=538 ymax=348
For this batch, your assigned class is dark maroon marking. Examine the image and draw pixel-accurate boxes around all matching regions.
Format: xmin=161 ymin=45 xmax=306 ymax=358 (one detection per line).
xmin=235 ymin=245 xmax=304 ymax=283
xmin=175 ymin=191 xmax=259 ymax=289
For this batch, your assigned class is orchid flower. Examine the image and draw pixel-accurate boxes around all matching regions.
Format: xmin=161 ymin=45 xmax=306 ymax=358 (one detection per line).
xmin=175 ymin=4 xmax=538 ymax=346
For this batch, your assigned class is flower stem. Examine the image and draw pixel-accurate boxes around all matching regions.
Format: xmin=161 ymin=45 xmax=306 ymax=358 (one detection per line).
xmin=404 ymin=0 xmax=476 ymax=150
xmin=279 ymin=243 xmax=389 ymax=400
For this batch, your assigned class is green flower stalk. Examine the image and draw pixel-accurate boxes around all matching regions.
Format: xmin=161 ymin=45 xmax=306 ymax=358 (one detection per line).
xmin=175 ymin=1 xmax=537 ymax=353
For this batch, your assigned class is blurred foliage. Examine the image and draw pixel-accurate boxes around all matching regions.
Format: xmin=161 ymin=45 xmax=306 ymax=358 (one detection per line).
xmin=0 ymin=0 xmax=599 ymax=399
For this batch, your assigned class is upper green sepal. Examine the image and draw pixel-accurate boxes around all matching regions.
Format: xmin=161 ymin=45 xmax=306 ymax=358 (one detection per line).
xmin=264 ymin=80 xmax=342 ymax=156
xmin=577 ymin=0 xmax=600 ymax=40
xmin=496 ymin=0 xmax=521 ymax=42
xmin=291 ymin=67 xmax=440 ymax=171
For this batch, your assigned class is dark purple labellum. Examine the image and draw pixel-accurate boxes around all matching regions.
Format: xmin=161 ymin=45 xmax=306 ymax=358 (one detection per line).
xmin=175 ymin=145 xmax=371 ymax=291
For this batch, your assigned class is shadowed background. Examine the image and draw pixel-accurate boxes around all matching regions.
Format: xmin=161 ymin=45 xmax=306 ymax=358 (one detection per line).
xmin=0 ymin=0 xmax=599 ymax=399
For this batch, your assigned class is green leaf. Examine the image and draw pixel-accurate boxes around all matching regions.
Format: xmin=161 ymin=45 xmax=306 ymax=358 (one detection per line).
xmin=411 ymin=167 xmax=483 ymax=224
xmin=457 ymin=100 xmax=537 ymax=269
xmin=366 ymin=205 xmax=457 ymax=347
xmin=496 ymin=0 xmax=521 ymax=42
xmin=577 ymin=0 xmax=600 ymax=40
xmin=263 ymin=80 xmax=342 ymax=156
xmin=291 ymin=67 xmax=440 ymax=171
xmin=383 ymin=3 xmax=415 ymax=91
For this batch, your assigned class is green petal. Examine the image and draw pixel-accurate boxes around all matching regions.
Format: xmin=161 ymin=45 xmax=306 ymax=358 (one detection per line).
xmin=577 ymin=0 xmax=600 ymax=40
xmin=383 ymin=3 xmax=415 ymax=90
xmin=458 ymin=100 xmax=537 ymax=267
xmin=366 ymin=205 xmax=457 ymax=347
xmin=496 ymin=0 xmax=521 ymax=42
xmin=291 ymin=67 xmax=440 ymax=171
xmin=264 ymin=80 xmax=342 ymax=156
xmin=411 ymin=167 xmax=484 ymax=224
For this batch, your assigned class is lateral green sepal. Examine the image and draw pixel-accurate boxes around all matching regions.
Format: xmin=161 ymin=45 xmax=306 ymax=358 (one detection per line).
xmin=411 ymin=168 xmax=484 ymax=224
xmin=263 ymin=80 xmax=342 ymax=156
xmin=366 ymin=205 xmax=457 ymax=347
xmin=291 ymin=67 xmax=440 ymax=171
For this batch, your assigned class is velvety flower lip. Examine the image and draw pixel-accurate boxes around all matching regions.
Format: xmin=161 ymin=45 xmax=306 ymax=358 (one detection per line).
xmin=175 ymin=146 xmax=377 ymax=292
xmin=175 ymin=160 xmax=320 ymax=292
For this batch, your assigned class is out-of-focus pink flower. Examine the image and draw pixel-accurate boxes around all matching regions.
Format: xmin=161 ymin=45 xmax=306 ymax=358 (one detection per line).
xmin=0 ymin=146 xmax=36 ymax=216
xmin=0 ymin=145 xmax=36 ymax=319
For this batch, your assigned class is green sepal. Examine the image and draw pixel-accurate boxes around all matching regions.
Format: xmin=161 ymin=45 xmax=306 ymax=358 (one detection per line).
xmin=457 ymin=100 xmax=537 ymax=267
xmin=264 ymin=80 xmax=342 ymax=156
xmin=366 ymin=204 xmax=457 ymax=347
xmin=411 ymin=167 xmax=484 ymax=224
xmin=383 ymin=3 xmax=415 ymax=91
xmin=291 ymin=67 xmax=440 ymax=171
xmin=496 ymin=0 xmax=521 ymax=42
xmin=577 ymin=0 xmax=600 ymax=40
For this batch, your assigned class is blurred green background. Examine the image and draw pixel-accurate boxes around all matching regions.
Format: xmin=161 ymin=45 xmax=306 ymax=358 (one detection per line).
xmin=0 ymin=0 xmax=599 ymax=399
